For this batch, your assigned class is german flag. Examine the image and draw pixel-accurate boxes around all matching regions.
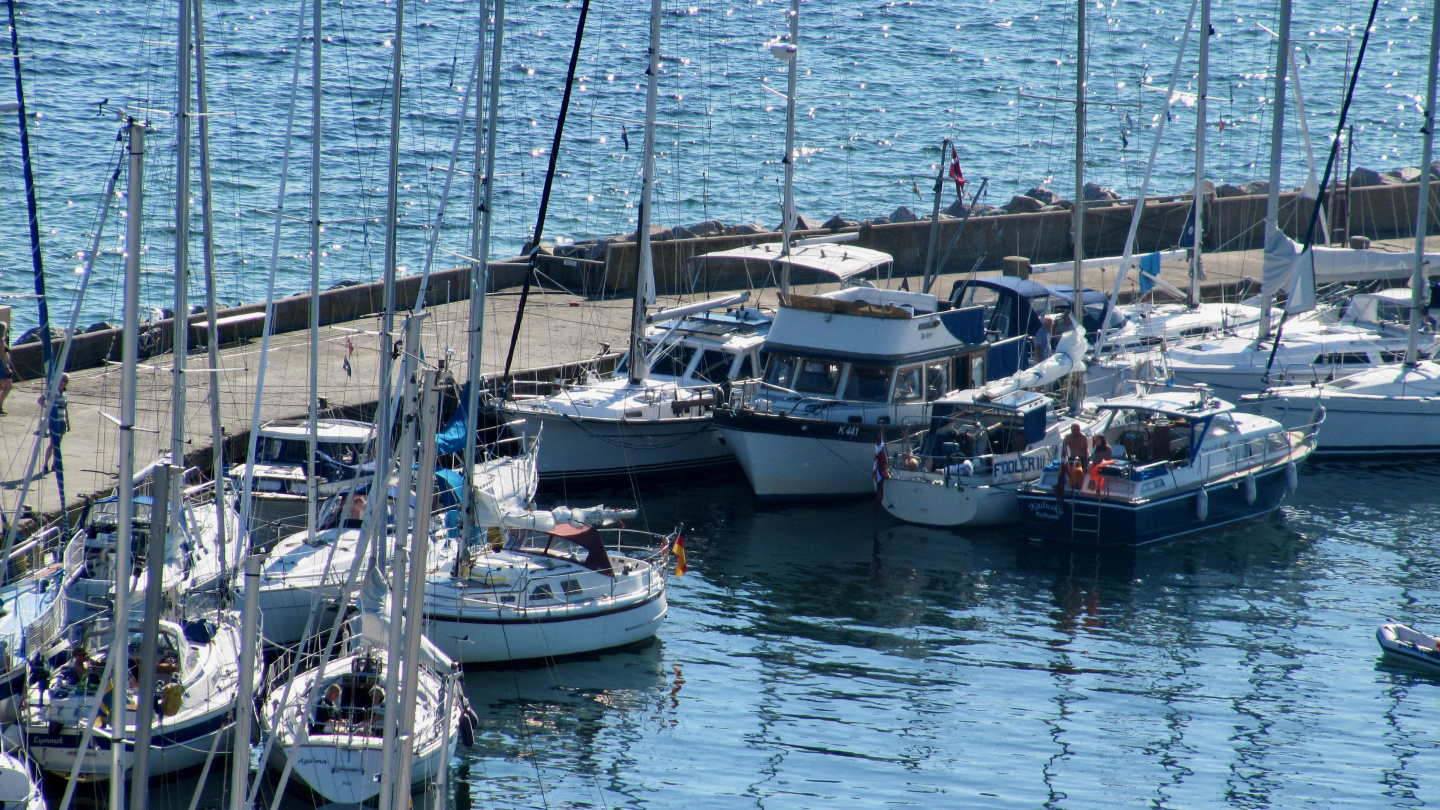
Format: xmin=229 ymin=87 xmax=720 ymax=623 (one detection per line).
xmin=669 ymin=529 xmax=688 ymax=576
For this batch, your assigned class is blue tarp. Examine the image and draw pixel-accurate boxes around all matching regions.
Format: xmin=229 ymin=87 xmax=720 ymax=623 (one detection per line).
xmin=435 ymin=382 xmax=471 ymax=456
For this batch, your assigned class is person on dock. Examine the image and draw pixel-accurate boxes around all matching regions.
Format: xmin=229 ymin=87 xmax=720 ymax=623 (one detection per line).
xmin=39 ymin=373 xmax=69 ymax=474
xmin=0 ymin=324 xmax=14 ymax=415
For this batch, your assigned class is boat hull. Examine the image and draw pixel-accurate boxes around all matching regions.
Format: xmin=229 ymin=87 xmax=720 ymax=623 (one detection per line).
xmin=718 ymin=415 xmax=888 ymax=499
xmin=881 ymin=478 xmax=1020 ymax=527
xmin=270 ymin=734 xmax=450 ymax=804
xmin=1251 ymin=393 xmax=1440 ymax=457
xmin=1017 ymin=462 xmax=1293 ymax=546
xmin=506 ymin=410 xmax=733 ymax=480
xmin=15 ymin=709 xmax=234 ymax=781
xmin=426 ymin=591 xmax=667 ymax=664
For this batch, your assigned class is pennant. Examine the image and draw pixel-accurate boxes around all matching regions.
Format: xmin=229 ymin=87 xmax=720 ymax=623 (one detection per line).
xmin=621 ymin=125 xmax=630 ymax=151
xmin=345 ymin=336 xmax=354 ymax=356
xmin=343 ymin=356 xmax=352 ymax=377
xmin=948 ymin=147 xmax=966 ymax=198
xmin=1179 ymin=200 xmax=1199 ymax=248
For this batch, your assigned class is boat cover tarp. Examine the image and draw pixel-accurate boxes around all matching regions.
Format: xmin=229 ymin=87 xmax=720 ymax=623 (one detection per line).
xmin=434 ymin=382 xmax=472 ymax=455
xmin=1262 ymin=224 xmax=1440 ymax=314
xmin=980 ymin=326 xmax=1089 ymax=400
xmin=698 ymin=242 xmax=893 ymax=282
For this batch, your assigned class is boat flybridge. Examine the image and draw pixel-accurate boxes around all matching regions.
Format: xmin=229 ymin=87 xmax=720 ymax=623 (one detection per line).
xmin=716 ymin=243 xmax=1032 ymax=499
xmin=227 ymin=418 xmax=376 ymax=547
xmin=499 ymin=292 xmax=772 ymax=481
xmin=1016 ymin=383 xmax=1320 ymax=546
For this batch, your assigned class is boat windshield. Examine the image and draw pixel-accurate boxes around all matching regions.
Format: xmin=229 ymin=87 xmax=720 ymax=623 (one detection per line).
xmin=257 ymin=438 xmax=367 ymax=466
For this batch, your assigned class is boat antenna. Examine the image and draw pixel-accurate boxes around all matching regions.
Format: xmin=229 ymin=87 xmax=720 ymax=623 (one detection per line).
xmin=501 ymin=0 xmax=593 ymax=380
xmin=1186 ymin=0 xmax=1210 ymax=309
xmin=627 ymin=0 xmax=662 ymax=387
xmin=169 ymin=0 xmax=195 ymax=542
xmin=1260 ymin=0 xmax=1381 ymax=382
xmin=1256 ymin=0 xmax=1292 ymax=342
xmin=306 ymin=0 xmax=324 ymax=547
xmin=1072 ymin=0 xmax=1086 ymax=310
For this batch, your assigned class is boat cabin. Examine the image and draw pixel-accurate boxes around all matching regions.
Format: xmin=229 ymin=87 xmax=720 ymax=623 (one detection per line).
xmin=227 ymin=419 xmax=375 ymax=496
xmin=615 ymin=305 xmax=771 ymax=386
xmin=752 ymin=286 xmax=1001 ymax=411
xmin=948 ymin=277 xmax=1125 ymax=348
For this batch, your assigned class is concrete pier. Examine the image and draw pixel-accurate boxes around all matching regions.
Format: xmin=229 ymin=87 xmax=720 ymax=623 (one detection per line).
xmin=2 ymin=233 xmax=1436 ymax=536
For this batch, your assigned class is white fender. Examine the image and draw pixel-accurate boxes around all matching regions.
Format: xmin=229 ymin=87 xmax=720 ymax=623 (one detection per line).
xmin=1196 ymin=487 xmax=1209 ymax=522
xmin=1244 ymin=473 xmax=1257 ymax=506
xmin=1286 ymin=461 xmax=1298 ymax=493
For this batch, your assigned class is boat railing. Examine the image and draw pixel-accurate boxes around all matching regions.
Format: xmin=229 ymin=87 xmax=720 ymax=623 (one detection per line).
xmin=728 ymin=379 xmax=907 ymax=423
xmin=884 ymin=430 xmax=1054 ymax=486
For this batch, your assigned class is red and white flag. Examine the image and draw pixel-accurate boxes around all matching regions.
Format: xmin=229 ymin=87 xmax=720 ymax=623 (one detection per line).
xmin=948 ymin=147 xmax=966 ymax=199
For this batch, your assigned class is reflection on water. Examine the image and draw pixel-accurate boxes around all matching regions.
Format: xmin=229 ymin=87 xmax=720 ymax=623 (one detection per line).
xmin=52 ymin=461 xmax=1440 ymax=808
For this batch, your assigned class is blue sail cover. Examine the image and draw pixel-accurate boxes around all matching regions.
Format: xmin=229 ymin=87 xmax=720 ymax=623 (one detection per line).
xmin=435 ymin=382 xmax=472 ymax=455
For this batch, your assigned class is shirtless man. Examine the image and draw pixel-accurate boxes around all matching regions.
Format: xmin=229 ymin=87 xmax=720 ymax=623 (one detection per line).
xmin=1062 ymin=423 xmax=1090 ymax=473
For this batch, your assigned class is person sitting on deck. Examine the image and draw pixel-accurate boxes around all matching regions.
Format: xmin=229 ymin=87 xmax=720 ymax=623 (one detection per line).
xmin=341 ymin=492 xmax=367 ymax=529
xmin=1090 ymin=435 xmax=1114 ymax=466
xmin=367 ymin=684 xmax=386 ymax=732
xmin=312 ymin=683 xmax=343 ymax=735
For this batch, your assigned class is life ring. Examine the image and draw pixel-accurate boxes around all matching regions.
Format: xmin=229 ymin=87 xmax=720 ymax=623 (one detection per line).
xmin=1089 ymin=459 xmax=1116 ymax=488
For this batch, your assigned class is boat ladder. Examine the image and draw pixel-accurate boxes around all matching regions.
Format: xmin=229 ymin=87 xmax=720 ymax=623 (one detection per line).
xmin=1068 ymin=496 xmax=1102 ymax=543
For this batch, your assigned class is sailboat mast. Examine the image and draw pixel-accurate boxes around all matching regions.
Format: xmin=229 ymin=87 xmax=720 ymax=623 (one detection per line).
xmin=394 ymin=368 xmax=440 ymax=803
xmin=1406 ymin=0 xmax=1440 ymax=365
xmin=462 ymin=0 xmax=504 ymax=540
xmin=1071 ymin=0 xmax=1086 ymax=302
xmin=778 ymin=0 xmax=799 ymax=295
xmin=307 ymin=0 xmax=322 ymax=540
xmin=1188 ymin=0 xmax=1210 ymax=308
xmin=193 ymin=0 xmax=229 ymax=576
xmin=368 ymin=0 xmax=404 ymax=570
xmin=626 ymin=0 xmax=662 ymax=387
xmin=171 ymin=0 xmax=193 ymax=525
xmin=109 ymin=116 xmax=145 ymax=810
xmin=5 ymin=0 xmax=53 ymax=382
xmin=1258 ymin=0 xmax=1291 ymax=340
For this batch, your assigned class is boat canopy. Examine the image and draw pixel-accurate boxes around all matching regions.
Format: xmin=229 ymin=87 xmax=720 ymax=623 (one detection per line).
xmin=696 ymin=242 xmax=894 ymax=282
xmin=544 ymin=523 xmax=615 ymax=575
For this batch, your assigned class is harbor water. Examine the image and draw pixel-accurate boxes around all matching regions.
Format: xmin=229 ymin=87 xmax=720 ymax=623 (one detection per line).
xmin=0 ymin=0 xmax=1430 ymax=333
xmin=103 ymin=459 xmax=1440 ymax=809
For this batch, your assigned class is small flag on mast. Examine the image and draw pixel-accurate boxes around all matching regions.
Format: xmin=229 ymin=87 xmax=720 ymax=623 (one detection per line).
xmin=668 ymin=528 xmax=688 ymax=576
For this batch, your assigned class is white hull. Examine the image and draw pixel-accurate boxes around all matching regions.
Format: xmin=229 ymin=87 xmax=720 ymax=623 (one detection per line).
xmin=427 ymin=591 xmax=666 ymax=664
xmin=881 ymin=478 xmax=1020 ymax=527
xmin=508 ymin=410 xmax=731 ymax=479
xmin=270 ymin=731 xmax=450 ymax=804
xmin=1251 ymin=392 xmax=1440 ymax=455
xmin=20 ymin=711 xmax=234 ymax=781
xmin=722 ymin=429 xmax=875 ymax=499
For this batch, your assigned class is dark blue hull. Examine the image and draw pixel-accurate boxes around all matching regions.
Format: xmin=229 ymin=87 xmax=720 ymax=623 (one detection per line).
xmin=1017 ymin=463 xmax=1293 ymax=546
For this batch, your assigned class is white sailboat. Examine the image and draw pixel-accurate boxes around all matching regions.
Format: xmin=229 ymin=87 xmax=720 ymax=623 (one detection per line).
xmin=498 ymin=0 xmax=771 ymax=482
xmin=1242 ymin=3 xmax=1440 ymax=456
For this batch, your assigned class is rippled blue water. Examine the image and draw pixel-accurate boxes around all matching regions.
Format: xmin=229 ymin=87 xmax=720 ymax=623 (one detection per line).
xmin=61 ymin=459 xmax=1440 ymax=809
xmin=0 ymin=0 xmax=1431 ymax=334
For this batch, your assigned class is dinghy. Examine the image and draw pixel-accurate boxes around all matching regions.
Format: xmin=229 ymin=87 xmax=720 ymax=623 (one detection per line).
xmin=1376 ymin=623 xmax=1440 ymax=672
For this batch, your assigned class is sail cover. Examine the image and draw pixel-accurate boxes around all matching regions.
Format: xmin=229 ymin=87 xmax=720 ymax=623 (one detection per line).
xmin=1262 ymin=224 xmax=1440 ymax=314
xmin=980 ymin=326 xmax=1089 ymax=400
xmin=696 ymin=242 xmax=893 ymax=282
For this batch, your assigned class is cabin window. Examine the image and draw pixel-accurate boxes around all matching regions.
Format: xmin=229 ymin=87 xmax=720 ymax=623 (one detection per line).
xmin=1207 ymin=414 xmax=1238 ymax=437
xmin=1381 ymin=351 xmax=1407 ymax=363
xmin=894 ymin=366 xmax=924 ymax=403
xmin=531 ymin=583 xmax=555 ymax=601
xmin=649 ymin=345 xmax=693 ymax=378
xmin=1320 ymin=352 xmax=1372 ymax=365
xmin=736 ymin=354 xmax=757 ymax=381
xmin=924 ymin=363 xmax=949 ymax=401
xmin=692 ymin=350 xmax=733 ymax=384
xmin=843 ymin=365 xmax=893 ymax=402
xmin=795 ymin=360 xmax=842 ymax=395
xmin=764 ymin=355 xmax=797 ymax=389
xmin=562 ymin=579 xmax=583 ymax=599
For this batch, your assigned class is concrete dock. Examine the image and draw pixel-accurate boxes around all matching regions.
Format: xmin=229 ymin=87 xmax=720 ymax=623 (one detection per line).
xmin=1 ymin=233 xmax=1433 ymax=531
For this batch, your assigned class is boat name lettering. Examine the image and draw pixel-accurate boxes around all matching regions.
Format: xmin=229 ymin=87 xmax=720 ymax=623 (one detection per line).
xmin=1029 ymin=500 xmax=1063 ymax=521
xmin=992 ymin=452 xmax=1045 ymax=485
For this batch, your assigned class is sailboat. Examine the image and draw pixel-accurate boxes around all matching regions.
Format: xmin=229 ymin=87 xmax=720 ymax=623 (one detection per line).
xmin=6 ymin=120 xmax=257 ymax=784
xmin=1241 ymin=2 xmax=1440 ymax=456
xmin=263 ymin=367 xmax=460 ymax=805
xmin=497 ymin=0 xmax=772 ymax=482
